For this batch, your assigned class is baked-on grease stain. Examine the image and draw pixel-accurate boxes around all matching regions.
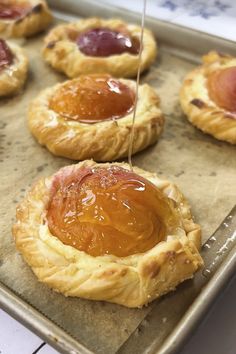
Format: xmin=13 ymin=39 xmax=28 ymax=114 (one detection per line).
xmin=175 ymin=170 xmax=184 ymax=177
xmin=128 ymin=0 xmax=147 ymax=170
xmin=190 ymin=98 xmax=206 ymax=108
xmin=37 ymin=165 xmax=45 ymax=172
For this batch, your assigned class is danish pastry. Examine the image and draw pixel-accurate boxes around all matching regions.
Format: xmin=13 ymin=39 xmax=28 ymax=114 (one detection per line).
xmin=42 ymin=18 xmax=157 ymax=78
xmin=0 ymin=38 xmax=28 ymax=96
xmin=0 ymin=0 xmax=52 ymax=38
xmin=28 ymin=74 xmax=164 ymax=161
xmin=13 ymin=160 xmax=203 ymax=308
xmin=180 ymin=51 xmax=236 ymax=144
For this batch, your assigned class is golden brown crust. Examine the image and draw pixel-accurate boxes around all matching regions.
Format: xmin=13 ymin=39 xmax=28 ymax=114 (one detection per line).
xmin=180 ymin=51 xmax=236 ymax=144
xmin=42 ymin=18 xmax=157 ymax=78
xmin=28 ymin=78 xmax=164 ymax=161
xmin=12 ymin=161 xmax=203 ymax=308
xmin=0 ymin=41 xmax=28 ymax=96
xmin=0 ymin=0 xmax=53 ymax=38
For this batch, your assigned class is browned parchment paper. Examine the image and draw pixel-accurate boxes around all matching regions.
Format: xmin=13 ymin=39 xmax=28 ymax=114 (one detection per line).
xmin=0 ymin=26 xmax=236 ymax=354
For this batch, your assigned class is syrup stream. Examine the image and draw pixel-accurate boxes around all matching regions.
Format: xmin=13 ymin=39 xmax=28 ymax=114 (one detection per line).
xmin=128 ymin=0 xmax=147 ymax=170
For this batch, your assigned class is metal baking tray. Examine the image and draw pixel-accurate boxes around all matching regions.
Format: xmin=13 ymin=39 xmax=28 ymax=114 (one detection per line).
xmin=0 ymin=1 xmax=236 ymax=353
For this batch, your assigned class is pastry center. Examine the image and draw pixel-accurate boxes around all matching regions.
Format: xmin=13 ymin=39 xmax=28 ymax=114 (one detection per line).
xmin=207 ymin=66 xmax=236 ymax=114
xmin=77 ymin=27 xmax=140 ymax=57
xmin=0 ymin=39 xmax=13 ymax=70
xmin=49 ymin=75 xmax=135 ymax=123
xmin=47 ymin=166 xmax=180 ymax=257
xmin=0 ymin=1 xmax=30 ymax=19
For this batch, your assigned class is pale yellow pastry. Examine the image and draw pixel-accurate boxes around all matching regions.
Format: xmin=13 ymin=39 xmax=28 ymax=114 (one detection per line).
xmin=0 ymin=38 xmax=28 ymax=96
xmin=42 ymin=18 xmax=157 ymax=78
xmin=180 ymin=51 xmax=236 ymax=144
xmin=12 ymin=160 xmax=203 ymax=308
xmin=28 ymin=74 xmax=164 ymax=161
xmin=0 ymin=0 xmax=52 ymax=38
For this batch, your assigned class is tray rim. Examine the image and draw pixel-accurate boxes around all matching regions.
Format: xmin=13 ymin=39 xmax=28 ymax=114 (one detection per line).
xmin=0 ymin=282 xmax=93 ymax=354
xmin=0 ymin=2 xmax=236 ymax=354
xmin=50 ymin=0 xmax=236 ymax=56
xmin=152 ymin=247 xmax=236 ymax=354
xmin=1 ymin=228 xmax=235 ymax=354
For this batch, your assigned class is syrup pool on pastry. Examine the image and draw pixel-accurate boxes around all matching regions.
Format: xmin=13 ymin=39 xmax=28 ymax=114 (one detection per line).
xmin=0 ymin=2 xmax=30 ymax=20
xmin=47 ymin=166 xmax=180 ymax=257
xmin=0 ymin=39 xmax=13 ymax=70
xmin=77 ymin=28 xmax=140 ymax=57
xmin=207 ymin=67 xmax=236 ymax=113
xmin=49 ymin=75 xmax=135 ymax=123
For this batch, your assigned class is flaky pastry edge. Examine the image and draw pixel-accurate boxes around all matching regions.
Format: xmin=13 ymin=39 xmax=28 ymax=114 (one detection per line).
xmin=13 ymin=160 xmax=203 ymax=308
xmin=180 ymin=51 xmax=236 ymax=144
xmin=0 ymin=0 xmax=52 ymax=38
xmin=0 ymin=41 xmax=28 ymax=96
xmin=42 ymin=18 xmax=157 ymax=78
xmin=28 ymin=78 xmax=164 ymax=161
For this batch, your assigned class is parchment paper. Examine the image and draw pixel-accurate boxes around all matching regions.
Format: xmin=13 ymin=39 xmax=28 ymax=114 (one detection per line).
xmin=0 ymin=27 xmax=235 ymax=354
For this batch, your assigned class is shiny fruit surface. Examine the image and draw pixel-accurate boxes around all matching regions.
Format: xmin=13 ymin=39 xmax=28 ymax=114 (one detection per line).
xmin=208 ymin=67 xmax=236 ymax=113
xmin=49 ymin=75 xmax=135 ymax=123
xmin=77 ymin=27 xmax=140 ymax=57
xmin=47 ymin=166 xmax=180 ymax=257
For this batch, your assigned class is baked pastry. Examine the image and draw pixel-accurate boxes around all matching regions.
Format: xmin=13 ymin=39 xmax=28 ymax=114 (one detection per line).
xmin=42 ymin=18 xmax=157 ymax=78
xmin=0 ymin=38 xmax=28 ymax=96
xmin=180 ymin=51 xmax=236 ymax=144
xmin=13 ymin=160 xmax=203 ymax=308
xmin=0 ymin=0 xmax=52 ymax=38
xmin=28 ymin=74 xmax=164 ymax=161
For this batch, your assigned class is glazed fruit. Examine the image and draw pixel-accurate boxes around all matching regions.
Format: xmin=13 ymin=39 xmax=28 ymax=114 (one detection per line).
xmin=0 ymin=2 xmax=30 ymax=19
xmin=49 ymin=75 xmax=135 ymax=123
xmin=208 ymin=67 xmax=236 ymax=113
xmin=47 ymin=166 xmax=180 ymax=257
xmin=77 ymin=27 xmax=140 ymax=57
xmin=0 ymin=39 xmax=13 ymax=70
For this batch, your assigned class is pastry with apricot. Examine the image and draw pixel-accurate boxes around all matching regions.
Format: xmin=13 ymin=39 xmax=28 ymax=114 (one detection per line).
xmin=13 ymin=160 xmax=203 ymax=308
xmin=180 ymin=51 xmax=236 ymax=144
xmin=0 ymin=38 xmax=28 ymax=96
xmin=28 ymin=74 xmax=164 ymax=161
xmin=0 ymin=0 xmax=52 ymax=38
xmin=42 ymin=18 xmax=157 ymax=78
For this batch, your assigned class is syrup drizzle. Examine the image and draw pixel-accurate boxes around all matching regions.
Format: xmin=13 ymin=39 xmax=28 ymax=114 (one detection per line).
xmin=128 ymin=0 xmax=147 ymax=170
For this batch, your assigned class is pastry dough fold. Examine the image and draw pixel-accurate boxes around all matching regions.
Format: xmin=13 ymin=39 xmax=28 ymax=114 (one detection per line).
xmin=0 ymin=41 xmax=28 ymax=96
xmin=13 ymin=161 xmax=203 ymax=308
xmin=42 ymin=18 xmax=157 ymax=78
xmin=28 ymin=78 xmax=164 ymax=161
xmin=180 ymin=51 xmax=236 ymax=144
xmin=0 ymin=0 xmax=52 ymax=38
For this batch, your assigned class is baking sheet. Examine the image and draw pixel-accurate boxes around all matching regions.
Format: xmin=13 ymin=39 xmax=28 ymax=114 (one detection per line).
xmin=0 ymin=1 xmax=236 ymax=354
xmin=0 ymin=28 xmax=154 ymax=354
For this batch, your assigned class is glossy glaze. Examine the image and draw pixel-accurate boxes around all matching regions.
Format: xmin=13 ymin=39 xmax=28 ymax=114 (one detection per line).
xmin=49 ymin=75 xmax=135 ymax=123
xmin=47 ymin=166 xmax=180 ymax=257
